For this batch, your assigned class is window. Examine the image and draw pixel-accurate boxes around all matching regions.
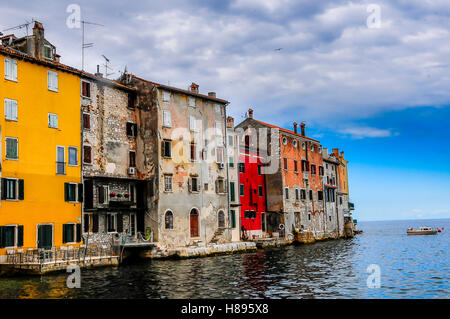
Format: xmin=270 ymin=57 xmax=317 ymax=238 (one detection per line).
xmin=309 ymin=190 xmax=313 ymax=200
xmin=295 ymin=188 xmax=299 ymax=201
xmin=189 ymin=176 xmax=200 ymax=192
xmin=0 ymin=225 xmax=23 ymax=248
xmin=218 ymin=210 xmax=225 ymax=228
xmin=258 ymin=185 xmax=263 ymax=197
xmin=318 ymin=190 xmax=324 ymax=200
xmin=48 ymin=113 xmax=58 ymax=128
xmin=129 ymin=151 xmax=136 ymax=168
xmin=301 ymin=160 xmax=309 ymax=172
xmin=311 ymin=144 xmax=315 ymax=152
xmin=245 ymin=210 xmax=257 ymax=219
xmin=285 ymin=187 xmax=289 ymax=200
xmin=107 ymin=213 xmax=117 ymax=233
xmin=229 ymin=156 xmax=234 ymax=168
xmin=5 ymin=137 xmax=18 ymax=160
xmin=294 ymin=160 xmax=298 ymax=172
xmin=283 ymin=158 xmax=288 ymax=170
xmin=329 ymin=215 xmax=332 ymax=222
xmin=216 ymin=147 xmax=224 ymax=164
xmin=239 ymin=163 xmax=245 ymax=173
xmin=164 ymin=175 xmax=173 ymax=192
xmin=245 ymin=135 xmax=250 ymax=148
xmin=293 ymin=140 xmax=298 ymax=148
xmin=47 ymin=70 xmax=58 ymax=92
xmin=240 ymin=184 xmax=244 ymax=196
xmin=1 ymin=178 xmax=24 ymax=200
xmin=308 ymin=213 xmax=311 ymax=221
xmin=162 ymin=91 xmax=170 ymax=103
xmin=83 ymin=113 xmax=90 ymax=130
xmin=129 ymin=184 xmax=137 ymax=203
xmin=68 ymin=147 xmax=78 ymax=166
xmin=214 ymin=104 xmax=221 ymax=114
xmin=83 ymin=145 xmax=92 ymax=164
xmin=340 ymin=197 xmax=343 ymax=205
xmin=81 ymin=81 xmax=91 ymax=98
xmin=258 ymin=164 xmax=262 ymax=175
xmin=189 ymin=116 xmax=197 ymax=132
xmin=190 ymin=143 xmax=197 ymax=162
xmin=188 ymin=97 xmax=195 ymax=107
xmin=319 ymin=166 xmax=324 ymax=176
xmin=162 ymin=110 xmax=172 ymax=127
xmin=215 ymin=121 xmax=222 ymax=136
xmin=230 ymin=210 xmax=236 ymax=228
xmin=216 ymin=179 xmax=225 ymax=193
xmin=56 ymin=146 xmax=65 ymax=175
xmin=302 ymin=142 xmax=306 ymax=150
xmin=311 ymin=164 xmax=316 ymax=175
xmin=4 ymin=98 xmax=18 ymax=121
xmin=98 ymin=185 xmax=108 ymax=204
xmin=282 ymin=137 xmax=287 ymax=145
xmin=300 ymin=189 xmax=306 ymax=200
xmin=228 ymin=135 xmax=233 ymax=146
xmin=64 ymin=183 xmax=81 ymax=202
xmin=44 ymin=45 xmax=53 ymax=60
xmin=165 ymin=211 xmax=173 ymax=229
xmin=4 ymin=58 xmax=17 ymax=82
xmin=62 ymin=224 xmax=76 ymax=243
xmin=128 ymin=93 xmax=136 ymax=109
xmin=126 ymin=122 xmax=138 ymax=137
xmin=230 ymin=182 xmax=235 ymax=201
xmin=162 ymin=140 xmax=172 ymax=158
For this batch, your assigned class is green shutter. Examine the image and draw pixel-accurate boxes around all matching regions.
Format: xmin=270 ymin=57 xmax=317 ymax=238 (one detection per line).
xmin=18 ymin=179 xmax=24 ymax=200
xmin=231 ymin=210 xmax=236 ymax=228
xmin=78 ymin=183 xmax=83 ymax=202
xmin=17 ymin=225 xmax=24 ymax=247
xmin=1 ymin=179 xmax=6 ymax=200
xmin=64 ymin=183 xmax=69 ymax=202
xmin=230 ymin=182 xmax=235 ymax=202
xmin=0 ymin=226 xmax=4 ymax=248
xmin=76 ymin=224 xmax=82 ymax=242
xmin=62 ymin=224 xmax=67 ymax=244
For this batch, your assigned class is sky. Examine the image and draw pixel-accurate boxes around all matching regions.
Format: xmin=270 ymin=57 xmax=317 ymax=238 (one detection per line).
xmin=1 ymin=0 xmax=449 ymax=221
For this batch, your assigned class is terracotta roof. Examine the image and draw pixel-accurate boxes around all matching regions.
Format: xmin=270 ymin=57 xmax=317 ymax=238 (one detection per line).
xmin=0 ymin=45 xmax=133 ymax=91
xmin=131 ymin=74 xmax=228 ymax=104
xmin=251 ymin=119 xmax=320 ymax=143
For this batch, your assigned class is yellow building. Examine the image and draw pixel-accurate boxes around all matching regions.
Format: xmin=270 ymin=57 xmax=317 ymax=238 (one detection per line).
xmin=0 ymin=22 xmax=82 ymax=257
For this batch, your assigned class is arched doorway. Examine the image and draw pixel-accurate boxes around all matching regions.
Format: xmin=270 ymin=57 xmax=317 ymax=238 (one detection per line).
xmin=190 ymin=209 xmax=199 ymax=237
xmin=218 ymin=210 xmax=225 ymax=228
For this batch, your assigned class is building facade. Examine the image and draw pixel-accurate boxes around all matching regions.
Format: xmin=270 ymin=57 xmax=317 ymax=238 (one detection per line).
xmin=120 ymin=75 xmax=231 ymax=248
xmin=0 ymin=22 xmax=82 ymax=257
xmin=227 ymin=116 xmax=241 ymax=242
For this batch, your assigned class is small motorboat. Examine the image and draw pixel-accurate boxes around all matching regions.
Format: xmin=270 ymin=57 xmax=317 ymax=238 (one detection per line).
xmin=406 ymin=227 xmax=438 ymax=235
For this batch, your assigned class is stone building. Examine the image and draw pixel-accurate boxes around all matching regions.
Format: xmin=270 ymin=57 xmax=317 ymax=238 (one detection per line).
xmin=81 ymin=71 xmax=148 ymax=240
xmin=236 ymin=109 xmax=329 ymax=240
xmin=119 ymin=75 xmax=230 ymax=248
xmin=227 ymin=116 xmax=241 ymax=242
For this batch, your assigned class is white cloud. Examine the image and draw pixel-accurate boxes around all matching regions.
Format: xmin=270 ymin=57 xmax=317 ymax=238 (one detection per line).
xmin=339 ymin=126 xmax=392 ymax=139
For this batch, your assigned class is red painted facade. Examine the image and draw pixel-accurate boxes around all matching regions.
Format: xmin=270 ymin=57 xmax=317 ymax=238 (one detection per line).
xmin=239 ymin=148 xmax=266 ymax=233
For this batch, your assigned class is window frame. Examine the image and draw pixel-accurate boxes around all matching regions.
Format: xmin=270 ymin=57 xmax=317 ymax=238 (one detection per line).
xmin=5 ymin=137 xmax=18 ymax=160
xmin=4 ymin=178 xmax=19 ymax=201
xmin=62 ymin=223 xmax=77 ymax=244
xmin=165 ymin=210 xmax=174 ymax=229
xmin=83 ymin=144 xmax=92 ymax=164
xmin=66 ymin=182 xmax=78 ymax=203
xmin=106 ymin=213 xmax=118 ymax=233
xmin=4 ymin=98 xmax=18 ymax=121
xmin=164 ymin=174 xmax=173 ymax=193
xmin=162 ymin=140 xmax=172 ymax=158
xmin=56 ymin=145 xmax=66 ymax=175
xmin=4 ymin=57 xmax=18 ymax=82
xmin=81 ymin=80 xmax=91 ymax=98
xmin=1 ymin=224 xmax=19 ymax=248
xmin=48 ymin=113 xmax=58 ymax=129
xmin=129 ymin=150 xmax=136 ymax=168
xmin=68 ymin=146 xmax=78 ymax=166
xmin=82 ymin=112 xmax=91 ymax=130
xmin=47 ymin=70 xmax=58 ymax=92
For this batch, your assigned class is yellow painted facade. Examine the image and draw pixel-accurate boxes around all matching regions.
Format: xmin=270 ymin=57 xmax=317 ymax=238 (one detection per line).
xmin=0 ymin=51 xmax=82 ymax=256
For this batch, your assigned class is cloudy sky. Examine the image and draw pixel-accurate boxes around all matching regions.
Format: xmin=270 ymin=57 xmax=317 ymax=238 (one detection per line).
xmin=2 ymin=0 xmax=450 ymax=221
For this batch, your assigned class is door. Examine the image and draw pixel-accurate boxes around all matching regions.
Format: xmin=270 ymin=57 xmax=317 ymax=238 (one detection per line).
xmin=190 ymin=209 xmax=199 ymax=237
xmin=37 ymin=225 xmax=53 ymax=250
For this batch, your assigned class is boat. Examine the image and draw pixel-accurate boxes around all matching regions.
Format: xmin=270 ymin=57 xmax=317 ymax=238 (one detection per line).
xmin=406 ymin=227 xmax=438 ymax=235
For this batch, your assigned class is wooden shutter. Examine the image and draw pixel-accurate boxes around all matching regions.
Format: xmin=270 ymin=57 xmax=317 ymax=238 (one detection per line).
xmin=98 ymin=186 xmax=105 ymax=204
xmin=0 ymin=226 xmax=4 ymax=248
xmin=92 ymin=214 xmax=99 ymax=233
xmin=62 ymin=224 xmax=67 ymax=243
xmin=117 ymin=214 xmax=123 ymax=233
xmin=64 ymin=183 xmax=69 ymax=202
xmin=1 ymin=178 xmax=6 ymax=200
xmin=161 ymin=141 xmax=165 ymax=157
xmin=76 ymin=224 xmax=82 ymax=242
xmin=78 ymin=183 xmax=83 ymax=202
xmin=17 ymin=226 xmax=24 ymax=247
xmin=133 ymin=123 xmax=138 ymax=136
xmin=230 ymin=182 xmax=235 ymax=201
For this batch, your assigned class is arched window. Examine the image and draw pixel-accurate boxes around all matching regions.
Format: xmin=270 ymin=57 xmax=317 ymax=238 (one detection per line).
xmin=165 ymin=211 xmax=173 ymax=229
xmin=218 ymin=210 xmax=225 ymax=228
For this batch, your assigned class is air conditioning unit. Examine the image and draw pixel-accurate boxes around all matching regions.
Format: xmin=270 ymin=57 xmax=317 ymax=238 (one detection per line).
xmin=218 ymin=163 xmax=224 ymax=169
xmin=128 ymin=167 xmax=136 ymax=175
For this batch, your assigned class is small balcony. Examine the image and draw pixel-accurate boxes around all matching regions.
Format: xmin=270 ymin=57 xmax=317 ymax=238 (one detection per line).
xmin=348 ymin=202 xmax=355 ymax=210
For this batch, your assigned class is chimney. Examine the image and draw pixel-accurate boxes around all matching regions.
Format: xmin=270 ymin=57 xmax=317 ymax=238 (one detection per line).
xmin=340 ymin=151 xmax=344 ymax=159
xmin=208 ymin=92 xmax=216 ymax=98
xmin=323 ymin=148 xmax=328 ymax=156
xmin=293 ymin=122 xmax=298 ymax=134
xmin=248 ymin=108 xmax=253 ymax=119
xmin=95 ymin=65 xmax=103 ymax=78
xmin=300 ymin=122 xmax=306 ymax=136
xmin=332 ymin=148 xmax=339 ymax=157
xmin=32 ymin=21 xmax=45 ymax=59
xmin=227 ymin=116 xmax=234 ymax=128
xmin=190 ymin=83 xmax=199 ymax=94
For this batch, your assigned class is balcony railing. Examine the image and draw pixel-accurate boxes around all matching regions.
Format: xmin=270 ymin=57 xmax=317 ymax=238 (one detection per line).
xmin=56 ymin=161 xmax=66 ymax=175
xmin=349 ymin=202 xmax=355 ymax=210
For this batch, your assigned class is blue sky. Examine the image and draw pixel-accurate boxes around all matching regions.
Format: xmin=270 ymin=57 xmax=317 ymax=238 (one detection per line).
xmin=1 ymin=0 xmax=450 ymax=220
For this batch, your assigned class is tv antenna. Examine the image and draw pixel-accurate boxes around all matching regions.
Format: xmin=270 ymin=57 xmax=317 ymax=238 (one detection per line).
xmin=3 ymin=19 xmax=35 ymax=36
xmin=102 ymin=54 xmax=114 ymax=78
xmin=81 ymin=20 xmax=104 ymax=71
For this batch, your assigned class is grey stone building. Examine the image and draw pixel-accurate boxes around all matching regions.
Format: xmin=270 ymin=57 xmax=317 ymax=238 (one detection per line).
xmin=81 ymin=71 xmax=148 ymax=240
xmin=119 ymin=75 xmax=231 ymax=248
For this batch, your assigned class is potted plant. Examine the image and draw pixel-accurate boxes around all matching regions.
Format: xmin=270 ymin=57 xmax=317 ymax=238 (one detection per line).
xmin=117 ymin=193 xmax=123 ymax=199
xmin=124 ymin=193 xmax=130 ymax=199
xmin=109 ymin=192 xmax=116 ymax=198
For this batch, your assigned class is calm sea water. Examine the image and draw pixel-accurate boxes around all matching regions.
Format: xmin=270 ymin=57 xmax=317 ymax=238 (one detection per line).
xmin=0 ymin=219 xmax=448 ymax=299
